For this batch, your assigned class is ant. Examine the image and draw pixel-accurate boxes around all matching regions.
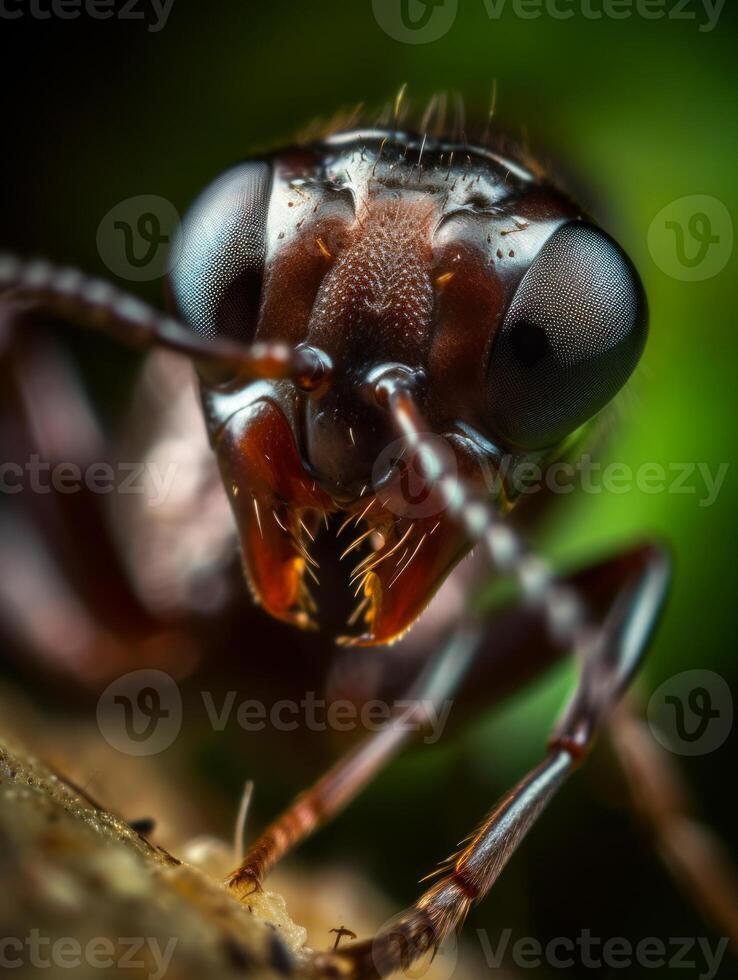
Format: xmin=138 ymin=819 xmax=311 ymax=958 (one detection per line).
xmin=1 ymin=109 xmax=734 ymax=978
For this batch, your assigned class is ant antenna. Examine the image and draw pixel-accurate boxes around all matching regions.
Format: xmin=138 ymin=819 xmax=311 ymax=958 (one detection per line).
xmin=370 ymin=367 xmax=608 ymax=699
xmin=0 ymin=254 xmax=333 ymax=389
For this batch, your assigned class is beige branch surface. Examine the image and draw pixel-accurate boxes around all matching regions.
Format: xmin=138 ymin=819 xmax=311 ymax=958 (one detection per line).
xmin=0 ymin=739 xmax=310 ymax=980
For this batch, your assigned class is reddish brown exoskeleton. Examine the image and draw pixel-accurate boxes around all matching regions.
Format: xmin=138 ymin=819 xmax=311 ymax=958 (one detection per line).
xmin=3 ymin=119 xmax=732 ymax=978
xmin=169 ymin=127 xmax=650 ymax=651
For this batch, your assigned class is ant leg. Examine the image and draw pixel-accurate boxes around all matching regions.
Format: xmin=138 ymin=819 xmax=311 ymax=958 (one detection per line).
xmin=227 ymin=616 xmax=483 ymax=897
xmin=610 ymin=702 xmax=738 ymax=947
xmin=228 ymin=542 xmax=661 ymax=897
xmin=2 ymin=303 xmax=157 ymax=628
xmin=0 ymin=300 xmax=194 ymax=679
xmin=310 ymin=542 xmax=669 ymax=979
xmin=376 ymin=366 xmax=737 ymax=952
xmin=0 ymin=254 xmax=330 ymax=385
xmin=107 ymin=349 xmax=239 ymax=619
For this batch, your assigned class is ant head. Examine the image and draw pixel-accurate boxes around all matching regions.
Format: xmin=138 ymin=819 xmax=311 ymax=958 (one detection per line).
xmin=168 ymin=130 xmax=647 ymax=645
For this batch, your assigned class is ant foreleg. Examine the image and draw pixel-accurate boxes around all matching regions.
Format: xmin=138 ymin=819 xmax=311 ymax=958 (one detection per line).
xmin=227 ymin=616 xmax=483 ymax=897
xmin=228 ymin=543 xmax=662 ymax=898
xmin=610 ymin=702 xmax=738 ymax=949
xmin=311 ymin=541 xmax=669 ymax=979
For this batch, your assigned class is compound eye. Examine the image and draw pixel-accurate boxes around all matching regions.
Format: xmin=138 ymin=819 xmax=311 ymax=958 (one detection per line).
xmin=486 ymin=221 xmax=647 ymax=449
xmin=169 ymin=161 xmax=272 ymax=343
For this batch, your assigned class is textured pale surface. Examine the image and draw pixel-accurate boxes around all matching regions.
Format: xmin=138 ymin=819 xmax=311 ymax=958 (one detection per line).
xmin=0 ymin=739 xmax=308 ymax=979
xmin=0 ymin=694 xmax=481 ymax=980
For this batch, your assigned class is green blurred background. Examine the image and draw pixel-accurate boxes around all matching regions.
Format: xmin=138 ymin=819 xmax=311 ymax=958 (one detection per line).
xmin=2 ymin=1 xmax=737 ymax=976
